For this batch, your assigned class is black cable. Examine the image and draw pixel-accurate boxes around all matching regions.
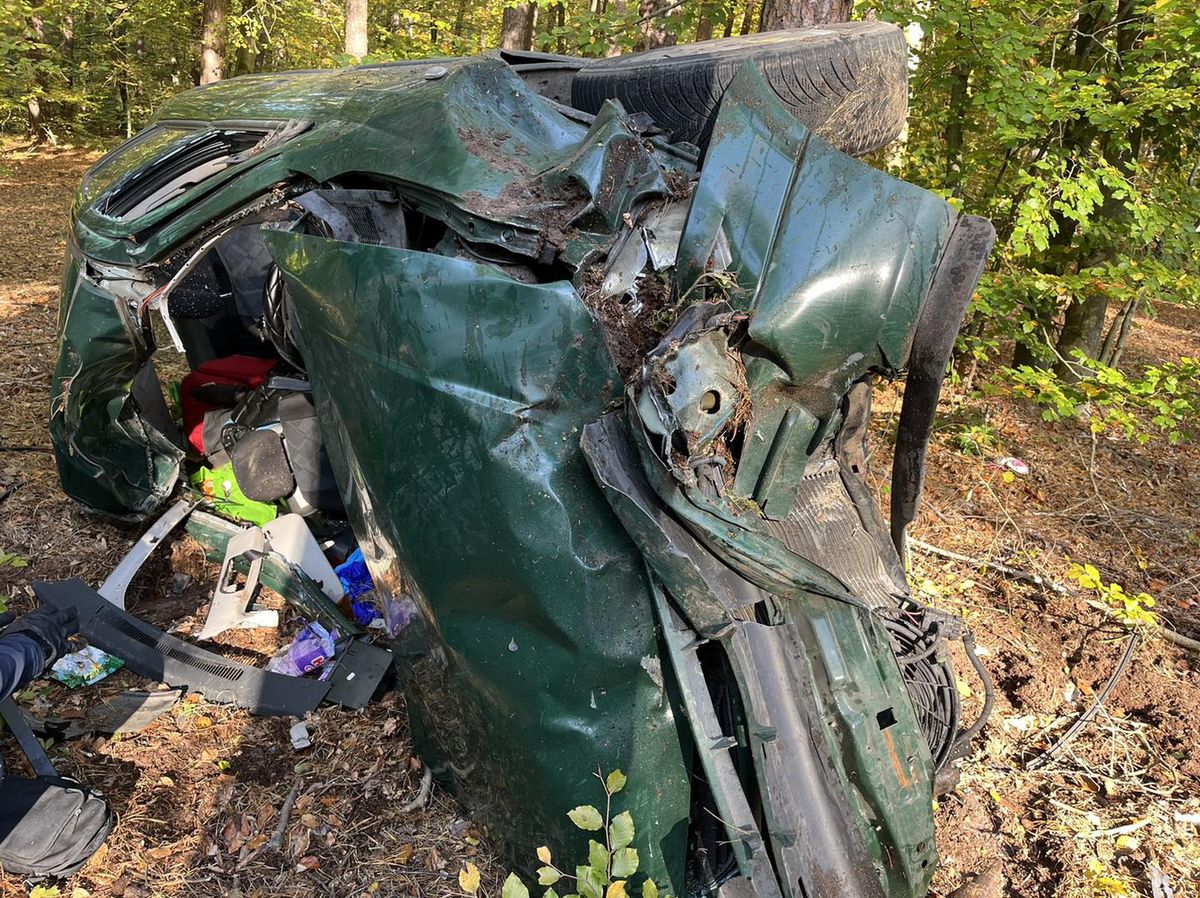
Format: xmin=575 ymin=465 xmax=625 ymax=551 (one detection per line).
xmin=947 ymin=630 xmax=995 ymax=763
xmin=1024 ymin=629 xmax=1139 ymax=770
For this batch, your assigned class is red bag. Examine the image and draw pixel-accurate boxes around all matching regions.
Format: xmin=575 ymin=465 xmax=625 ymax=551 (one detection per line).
xmin=179 ymin=355 xmax=276 ymax=455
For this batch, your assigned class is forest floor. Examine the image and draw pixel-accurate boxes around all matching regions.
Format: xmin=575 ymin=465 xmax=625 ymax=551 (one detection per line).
xmin=1 ymin=143 xmax=1198 ymax=898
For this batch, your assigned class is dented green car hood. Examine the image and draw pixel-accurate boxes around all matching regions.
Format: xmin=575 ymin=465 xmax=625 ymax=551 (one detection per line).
xmin=52 ymin=55 xmax=993 ymax=898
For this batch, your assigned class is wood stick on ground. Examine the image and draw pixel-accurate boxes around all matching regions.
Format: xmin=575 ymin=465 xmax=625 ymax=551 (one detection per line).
xmin=401 ymin=766 xmax=433 ymax=812
xmin=907 ymin=537 xmax=1072 ymax=595
xmin=266 ymin=781 xmax=300 ymax=852
xmin=910 ymin=538 xmax=1200 ymax=656
xmin=1161 ymin=627 xmax=1200 ymax=655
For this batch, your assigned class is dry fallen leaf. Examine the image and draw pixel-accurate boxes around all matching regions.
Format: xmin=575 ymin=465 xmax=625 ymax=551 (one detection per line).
xmin=459 ymin=862 xmax=481 ymax=894
xmin=396 ymin=844 xmax=414 ymax=865
xmin=426 ymin=846 xmax=444 ymax=871
xmin=295 ymin=855 xmax=320 ymax=872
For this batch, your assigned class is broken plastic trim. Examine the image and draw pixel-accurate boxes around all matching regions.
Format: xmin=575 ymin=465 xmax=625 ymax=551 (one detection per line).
xmin=99 ymin=499 xmax=195 ymax=610
xmin=35 ymin=579 xmax=332 ymax=716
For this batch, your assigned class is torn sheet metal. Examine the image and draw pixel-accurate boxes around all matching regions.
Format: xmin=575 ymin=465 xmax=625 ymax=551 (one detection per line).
xmin=54 ymin=58 xmax=694 ymax=519
xmin=266 ymin=232 xmax=691 ymax=892
xmin=592 ymin=65 xmax=993 ymax=898
xmin=50 ymin=43 xmax=995 ymax=898
xmin=50 ymin=254 xmax=183 ymax=520
xmin=675 ymin=64 xmax=956 ymax=518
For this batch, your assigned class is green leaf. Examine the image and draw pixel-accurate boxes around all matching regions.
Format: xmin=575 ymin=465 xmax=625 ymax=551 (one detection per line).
xmin=568 ymin=805 xmax=604 ymax=831
xmin=588 ymin=839 xmax=609 ymax=876
xmin=503 ymin=874 xmax=531 ymax=898
xmin=605 ymin=769 xmax=627 ymax=794
xmin=576 ymin=866 xmax=604 ymax=898
xmin=611 ymin=848 xmax=638 ymax=878
xmin=545 ymin=891 xmax=561 ymax=898
xmin=609 ymin=810 xmax=634 ymax=850
xmin=642 ymin=880 xmax=658 ymax=898
xmin=538 ymin=867 xmax=562 ymax=886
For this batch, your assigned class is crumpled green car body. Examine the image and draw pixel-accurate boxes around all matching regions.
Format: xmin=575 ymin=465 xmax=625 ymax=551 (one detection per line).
xmin=51 ymin=33 xmax=993 ymax=898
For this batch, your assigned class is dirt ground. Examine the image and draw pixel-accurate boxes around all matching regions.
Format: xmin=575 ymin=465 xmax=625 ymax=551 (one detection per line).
xmin=1 ymin=144 xmax=1198 ymax=898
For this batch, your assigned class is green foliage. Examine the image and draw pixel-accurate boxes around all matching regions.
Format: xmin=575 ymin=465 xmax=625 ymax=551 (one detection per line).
xmin=567 ymin=805 xmax=603 ymax=831
xmin=1005 ymin=354 xmax=1200 ymax=443
xmin=1066 ymin=562 xmax=1158 ymax=628
xmin=507 ymin=769 xmax=663 ymax=898
xmin=864 ymin=0 xmax=1200 ymax=379
xmin=0 ymin=550 xmax=29 ymax=568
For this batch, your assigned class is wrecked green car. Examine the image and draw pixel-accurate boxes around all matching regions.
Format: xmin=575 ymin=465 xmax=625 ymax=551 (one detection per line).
xmin=50 ymin=23 xmax=994 ymax=898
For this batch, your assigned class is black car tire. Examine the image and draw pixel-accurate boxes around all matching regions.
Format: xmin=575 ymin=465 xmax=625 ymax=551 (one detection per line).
xmin=572 ymin=22 xmax=909 ymax=156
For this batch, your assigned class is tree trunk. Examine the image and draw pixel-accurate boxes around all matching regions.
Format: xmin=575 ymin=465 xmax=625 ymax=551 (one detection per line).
xmin=26 ymin=6 xmax=51 ymax=143
xmin=760 ymin=0 xmax=852 ymax=30
xmin=696 ymin=2 xmax=715 ymax=41
xmin=739 ymin=0 xmax=756 ymax=34
xmin=944 ymin=60 xmax=968 ymax=196
xmin=345 ymin=0 xmax=368 ymax=58
xmin=454 ymin=0 xmax=469 ymax=38
xmin=722 ymin=0 xmax=737 ymax=37
xmin=62 ymin=13 xmax=75 ymax=82
xmin=1099 ymin=297 xmax=1139 ymax=366
xmin=200 ymin=0 xmax=229 ymax=84
xmin=637 ymin=0 xmax=678 ymax=50
xmin=552 ymin=2 xmax=565 ymax=52
xmin=1054 ymin=294 xmax=1111 ymax=380
xmin=500 ymin=2 xmax=535 ymax=50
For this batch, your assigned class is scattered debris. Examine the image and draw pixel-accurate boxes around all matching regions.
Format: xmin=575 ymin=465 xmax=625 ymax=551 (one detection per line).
xmin=50 ymin=644 xmax=124 ymax=687
xmin=25 ymin=687 xmax=182 ymax=739
xmin=198 ymin=525 xmax=279 ymax=640
xmin=334 ymin=547 xmax=373 ymax=599
xmin=98 ymin=499 xmax=194 ymax=610
xmin=289 ymin=721 xmax=312 ymax=750
xmin=266 ymin=622 xmax=337 ymax=678
xmin=989 ymin=456 xmax=1030 ymax=475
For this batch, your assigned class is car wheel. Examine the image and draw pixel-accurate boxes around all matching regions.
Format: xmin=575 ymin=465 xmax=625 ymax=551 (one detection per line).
xmin=572 ymin=21 xmax=909 ymax=156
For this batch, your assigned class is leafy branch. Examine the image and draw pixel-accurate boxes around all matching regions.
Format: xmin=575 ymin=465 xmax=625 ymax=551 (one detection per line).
xmin=461 ymin=769 xmax=667 ymax=898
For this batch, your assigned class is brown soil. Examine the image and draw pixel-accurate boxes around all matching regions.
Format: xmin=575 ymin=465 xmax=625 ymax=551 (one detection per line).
xmin=2 ymin=143 xmax=1199 ymax=898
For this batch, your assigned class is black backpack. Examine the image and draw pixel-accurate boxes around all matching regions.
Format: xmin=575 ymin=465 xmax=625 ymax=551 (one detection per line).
xmin=0 ymin=696 xmax=113 ymax=880
xmin=0 ymin=775 xmax=114 ymax=878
